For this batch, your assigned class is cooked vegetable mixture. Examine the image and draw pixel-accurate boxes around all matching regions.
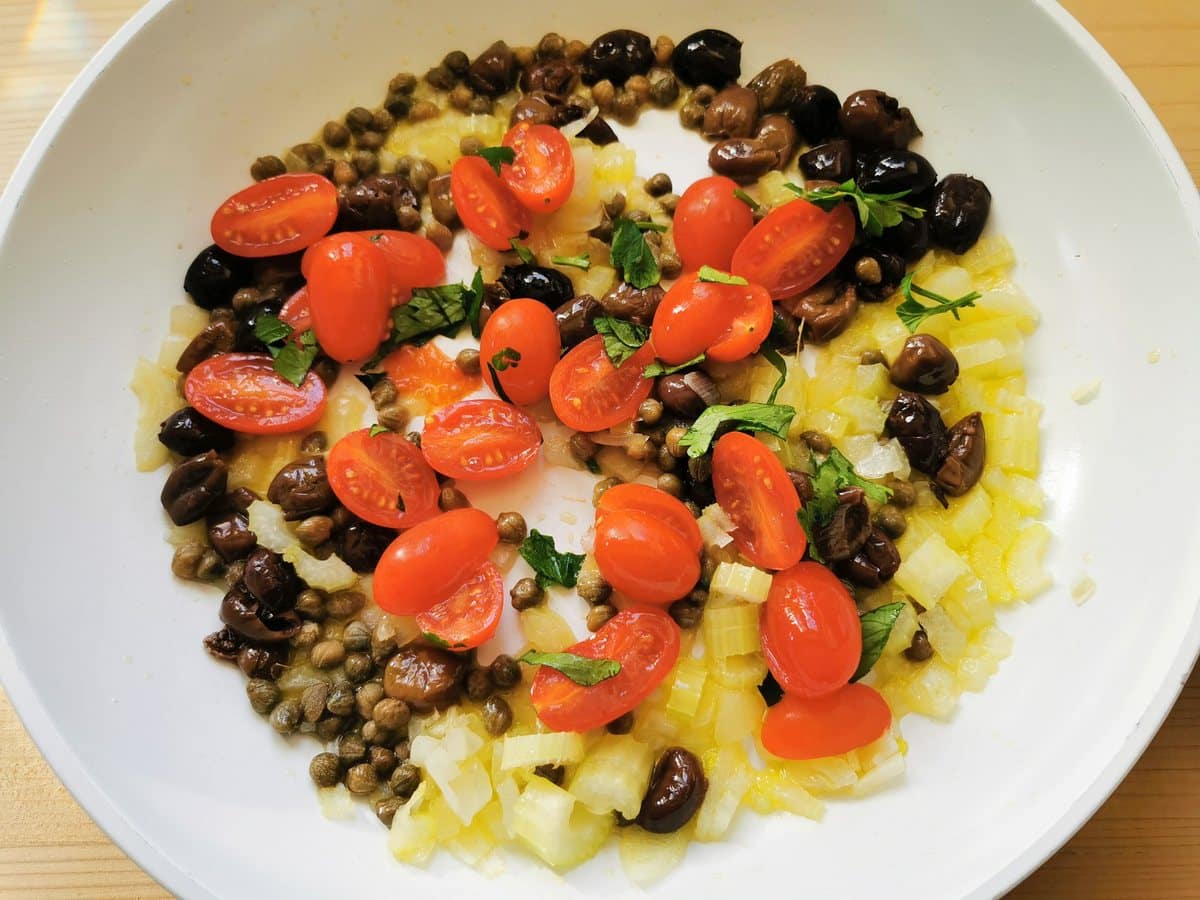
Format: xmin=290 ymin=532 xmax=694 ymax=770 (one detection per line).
xmin=132 ymin=27 xmax=1050 ymax=880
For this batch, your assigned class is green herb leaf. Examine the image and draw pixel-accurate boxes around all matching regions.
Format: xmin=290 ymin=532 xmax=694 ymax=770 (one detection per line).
xmin=785 ymin=179 xmax=925 ymax=238
xmin=518 ymin=529 xmax=585 ymax=589
xmin=644 ymin=354 xmax=705 ymax=377
xmin=272 ymin=337 xmax=320 ymax=387
xmin=894 ymin=273 xmax=982 ymax=333
xmin=593 ymin=316 xmax=650 ymax=366
xmin=678 ymin=403 xmax=797 ymax=458
xmin=465 ymin=268 xmax=486 ymax=339
xmin=368 ymin=424 xmax=390 ymax=437
xmin=253 ymin=313 xmax=292 ymax=346
xmin=634 ymin=220 xmax=668 ymax=232
xmin=510 ymin=238 xmax=536 ymax=264
xmin=492 ymin=347 xmax=521 ymax=372
xmin=697 ymin=265 xmax=748 ymax=286
xmin=851 ymin=602 xmax=907 ymax=682
xmin=422 ymin=631 xmax=450 ymax=649
xmin=610 ymin=218 xmax=660 ymax=289
xmin=760 ymin=346 xmax=788 ymax=405
xmin=366 ymin=279 xmax=475 ymax=367
xmin=796 ymin=448 xmax=893 ymax=556
xmin=518 ymin=650 xmax=621 ymax=686
xmin=478 ymin=145 xmax=515 ymax=175
xmin=551 ymin=253 xmax=591 ymax=270
xmin=733 ymin=188 xmax=761 ymax=211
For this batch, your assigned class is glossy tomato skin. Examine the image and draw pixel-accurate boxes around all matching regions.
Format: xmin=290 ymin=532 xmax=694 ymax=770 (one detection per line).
xmin=304 ymin=233 xmax=392 ymax=362
xmin=326 ymin=428 xmax=441 ymax=529
xmin=761 ymin=684 xmax=891 ymax=760
xmin=501 ymin=122 xmax=576 ymax=214
xmin=479 ymin=298 xmax=562 ymax=405
xmin=211 ymin=173 xmax=338 ymax=258
xmin=421 ymin=399 xmax=542 ymax=481
xmin=596 ymin=483 xmax=702 ymax=554
xmin=184 ymin=352 xmax=326 ymax=434
xmin=450 ymin=156 xmax=532 ymax=251
xmin=367 ymin=231 xmax=446 ymax=303
xmin=650 ymin=272 xmax=773 ymax=365
xmin=672 ymin=175 xmax=755 ymax=272
xmin=549 ymin=335 xmax=656 ymax=431
xmin=594 ymin=508 xmax=701 ymax=605
xmin=374 ymin=508 xmax=499 ymax=615
xmin=279 ymin=286 xmax=312 ymax=334
xmin=531 ymin=608 xmax=681 ymax=732
xmin=760 ymin=561 xmax=862 ymax=697
xmin=731 ymin=199 xmax=856 ymax=297
xmin=415 ymin=561 xmax=504 ymax=650
xmin=712 ymin=431 xmax=807 ymax=570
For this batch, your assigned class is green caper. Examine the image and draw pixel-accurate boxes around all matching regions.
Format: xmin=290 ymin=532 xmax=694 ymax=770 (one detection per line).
xmin=665 ymin=426 xmax=689 ymax=459
xmin=390 ymin=761 xmax=421 ymax=797
xmin=345 ymin=763 xmax=379 ymax=795
xmin=322 ymin=121 xmax=350 ymax=147
xmin=592 ymin=477 xmax=621 ymax=506
xmin=342 ymin=619 xmax=372 ymax=652
xmin=884 ymin=477 xmax=917 ymax=508
xmin=300 ymin=681 xmax=330 ymax=723
xmin=338 ymin=732 xmax=368 ymax=765
xmin=800 ymin=430 xmax=833 ymax=454
xmin=375 ymin=796 xmax=404 ymax=827
xmin=465 ymin=668 xmax=494 ymax=701
xmin=325 ymin=683 xmax=355 ymax=717
xmin=246 ymin=678 xmax=280 ymax=715
xmin=510 ymin=577 xmax=544 ymax=611
xmin=569 ymin=432 xmax=597 ymax=464
xmin=606 ymin=711 xmax=634 ymax=734
xmin=875 ymin=504 xmax=907 ymax=538
xmin=455 ymin=348 xmax=481 ymax=375
xmin=344 ymin=652 xmax=374 ymax=684
xmin=250 ymin=155 xmax=286 ymax=181
xmin=638 ymin=398 xmax=664 ymax=426
xmin=373 ymin=697 xmax=411 ymax=731
xmin=439 ymin=485 xmax=471 ymax=511
xmin=489 ymin=654 xmax=522 ymax=689
xmin=269 ymin=698 xmax=301 ymax=735
xmin=369 ymin=746 xmax=398 ymax=777
xmin=645 ymin=173 xmax=673 ymax=197
xmin=355 ymin=682 xmax=385 ymax=719
xmin=577 ymin=568 xmax=611 ymax=604
xmin=496 ymin=511 xmax=527 ymax=544
xmin=482 ymin=695 xmax=514 ymax=736
xmin=309 ymin=752 xmax=341 ymax=788
xmin=587 ymin=603 xmax=617 ymax=632
xmin=669 ymin=599 xmax=704 ymax=629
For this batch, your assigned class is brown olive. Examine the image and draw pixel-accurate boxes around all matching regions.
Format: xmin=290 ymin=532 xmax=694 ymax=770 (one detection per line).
xmin=335 ymin=174 xmax=418 ymax=232
xmin=427 ymin=173 xmax=458 ymax=228
xmin=890 ymin=334 xmax=959 ymax=394
xmin=702 ymin=86 xmax=758 ymax=139
xmin=708 ymin=138 xmax=779 ymax=183
xmin=786 ymin=468 xmax=815 ymax=505
xmin=237 ymin=644 xmax=286 ymax=679
xmin=241 ymin=547 xmax=298 ymax=612
xmin=788 ymin=84 xmax=840 ymax=144
xmin=467 ymin=40 xmax=516 ymax=95
xmin=799 ymin=140 xmax=855 ymax=183
xmin=553 ymin=293 xmax=601 ymax=348
xmin=747 ymin=59 xmax=806 ymax=112
xmin=338 ymin=520 xmax=395 ymax=572
xmin=599 ymin=282 xmax=664 ymax=325
xmin=814 ymin=494 xmax=871 ymax=562
xmin=779 ymin=280 xmax=859 ymax=342
xmin=219 ymin=582 xmax=301 ymax=644
xmin=754 ymin=115 xmax=799 ymax=170
xmin=837 ymin=527 xmax=902 ymax=588
xmin=581 ymin=29 xmax=653 ymax=86
xmin=606 ymin=711 xmax=635 ymax=734
xmin=637 ymin=747 xmax=708 ymax=833
xmin=160 ymin=451 xmax=228 ymax=526
xmin=202 ymin=626 xmax=243 ymax=662
xmin=158 ymin=406 xmax=235 ymax=457
xmin=510 ymin=92 xmax=563 ymax=127
xmin=656 ymin=371 xmax=714 ymax=418
xmin=572 ymin=114 xmax=616 ymax=147
xmin=175 ymin=319 xmax=235 ymax=373
xmin=839 ymin=89 xmax=921 ymax=149
xmin=207 ymin=511 xmax=255 ymax=562
xmin=671 ymin=29 xmax=742 ymax=87
xmin=383 ymin=646 xmax=468 ymax=712
xmin=267 ymin=456 xmax=335 ymax=520
xmin=935 ymin=412 xmax=986 ymax=497
xmin=521 ymin=60 xmax=576 ymax=96
xmin=929 ymin=175 xmax=992 ymax=254
xmin=884 ymin=392 xmax=949 ymax=476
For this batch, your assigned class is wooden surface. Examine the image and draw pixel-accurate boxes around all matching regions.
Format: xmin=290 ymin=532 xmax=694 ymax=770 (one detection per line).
xmin=0 ymin=1 xmax=1197 ymax=897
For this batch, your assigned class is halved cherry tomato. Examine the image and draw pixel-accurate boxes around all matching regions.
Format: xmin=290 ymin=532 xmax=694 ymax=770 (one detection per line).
xmin=761 ymin=684 xmax=891 ymax=760
xmin=279 ymin=287 xmax=312 ymax=335
xmin=712 ymin=431 xmax=807 ymax=570
xmin=415 ymin=561 xmax=504 ymax=650
xmin=501 ymin=122 xmax=576 ymax=214
xmin=326 ymin=428 xmax=441 ymax=529
xmin=731 ymin=199 xmax=855 ymax=297
xmin=479 ymin=298 xmax=562 ymax=405
xmin=672 ymin=175 xmax=755 ymax=272
xmin=367 ymin=231 xmax=446 ymax=303
xmin=380 ymin=342 xmax=479 ymax=416
xmin=760 ymin=562 xmax=862 ymax=697
xmin=531 ymin=608 xmax=681 ymax=732
xmin=650 ymin=272 xmax=773 ymax=365
xmin=450 ymin=155 xmax=532 ymax=251
xmin=596 ymin=483 xmax=702 ymax=554
xmin=549 ymin=335 xmax=655 ymax=432
xmin=594 ymin=509 xmax=701 ymax=605
xmin=304 ymin=233 xmax=392 ymax=362
xmin=184 ymin=352 xmax=326 ymax=434
xmin=373 ymin=508 xmax=499 ymax=615
xmin=210 ymin=173 xmax=337 ymax=258
xmin=421 ymin=399 xmax=542 ymax=481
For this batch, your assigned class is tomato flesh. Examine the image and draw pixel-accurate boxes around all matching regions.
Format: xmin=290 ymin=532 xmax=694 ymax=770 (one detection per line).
xmin=594 ymin=509 xmax=701 ymax=605
xmin=326 ymin=428 xmax=441 ymax=529
xmin=596 ymin=483 xmax=702 ymax=554
xmin=651 ymin=272 xmax=773 ymax=365
xmin=421 ymin=399 xmax=542 ymax=481
xmin=210 ymin=173 xmax=337 ymax=258
xmin=479 ymin=298 xmax=562 ymax=405
xmin=761 ymin=684 xmax=892 ymax=760
xmin=304 ymin=233 xmax=392 ymax=362
xmin=380 ymin=342 xmax=478 ymax=415
xmin=415 ymin=562 xmax=504 ymax=650
xmin=672 ymin=175 xmax=755 ymax=272
xmin=531 ymin=609 xmax=681 ymax=732
xmin=451 ymin=155 xmax=532 ymax=251
xmin=367 ymin=231 xmax=446 ymax=303
xmin=184 ymin=352 xmax=326 ymax=434
xmin=712 ymin=431 xmax=807 ymax=570
xmin=549 ymin=335 xmax=655 ymax=432
xmin=501 ymin=122 xmax=576 ymax=214
xmin=731 ymin=199 xmax=855 ymax=298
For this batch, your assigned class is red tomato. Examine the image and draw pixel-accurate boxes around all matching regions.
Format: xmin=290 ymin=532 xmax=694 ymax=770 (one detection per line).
xmin=421 ymin=399 xmax=542 ymax=481
xmin=549 ymin=335 xmax=655 ymax=432
xmin=501 ymin=122 xmax=576 ymax=214
xmin=450 ymin=156 xmax=532 ymax=251
xmin=594 ymin=509 xmax=701 ymax=605
xmin=184 ymin=352 xmax=326 ymax=434
xmin=760 ymin=562 xmax=862 ymax=697
xmin=672 ymin=176 xmax=755 ymax=272
xmin=531 ymin=609 xmax=681 ymax=732
xmin=596 ymin=483 xmax=702 ymax=554
xmin=478 ymin=298 xmax=562 ymax=405
xmin=279 ymin=287 xmax=312 ymax=335
xmin=415 ymin=562 xmax=504 ymax=650
xmin=650 ymin=272 xmax=773 ymax=365
xmin=731 ymin=199 xmax=856 ymax=297
xmin=367 ymin=231 xmax=446 ymax=303
xmin=210 ymin=173 xmax=337 ymax=258
xmin=373 ymin=508 xmax=499 ymax=615
xmin=712 ymin=431 xmax=807 ymax=570
xmin=326 ymin=428 xmax=441 ymax=529
xmin=304 ymin=233 xmax=392 ymax=362
xmin=761 ymin=684 xmax=891 ymax=760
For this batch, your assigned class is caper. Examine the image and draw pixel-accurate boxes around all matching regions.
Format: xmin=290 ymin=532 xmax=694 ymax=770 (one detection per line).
xmin=439 ymin=485 xmax=471 ymax=511
xmin=309 ymin=752 xmax=341 ymax=788
xmin=576 ymin=567 xmax=611 ymax=604
xmin=483 ymin=695 xmax=514 ymax=736
xmin=269 ymin=698 xmax=301 ymax=735
xmin=465 ymin=667 xmax=494 ymax=701
xmin=372 ymin=697 xmax=411 ymax=731
xmin=338 ymin=732 xmax=367 ymax=765
xmin=390 ymin=761 xmax=421 ymax=797
xmin=510 ymin=577 xmax=544 ymax=611
xmin=246 ymin=678 xmax=280 ymax=715
xmin=490 ymin=654 xmax=522 ymax=689
xmin=496 ymin=511 xmax=527 ymax=544
xmin=587 ymin=603 xmax=617 ymax=632
xmin=345 ymin=763 xmax=379 ymax=795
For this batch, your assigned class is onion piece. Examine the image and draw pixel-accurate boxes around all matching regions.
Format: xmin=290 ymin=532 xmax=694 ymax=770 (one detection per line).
xmin=560 ymin=103 xmax=600 ymax=139
xmin=683 ymin=371 xmax=720 ymax=407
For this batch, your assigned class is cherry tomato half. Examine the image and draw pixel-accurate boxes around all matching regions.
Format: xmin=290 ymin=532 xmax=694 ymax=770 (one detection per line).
xmin=761 ymin=684 xmax=892 ymax=760
xmin=421 ymin=399 xmax=542 ymax=481
xmin=326 ymin=428 xmax=441 ymax=529
xmin=672 ymin=175 xmax=755 ymax=272
xmin=373 ymin=508 xmax=499 ymax=615
xmin=650 ymin=272 xmax=773 ymax=365
xmin=531 ymin=608 xmax=681 ymax=732
xmin=184 ymin=352 xmax=326 ymax=434
xmin=210 ymin=173 xmax=337 ymax=258
xmin=279 ymin=286 xmax=312 ymax=335
xmin=760 ymin=562 xmax=862 ymax=698
xmin=501 ymin=122 xmax=576 ymax=214
xmin=596 ymin=483 xmax=702 ymax=554
xmin=712 ymin=431 xmax=807 ymax=570
xmin=415 ymin=561 xmax=504 ymax=650
xmin=450 ymin=155 xmax=532 ymax=251
xmin=594 ymin=509 xmax=702 ymax=605
xmin=304 ymin=233 xmax=392 ymax=362
xmin=479 ymin=298 xmax=562 ymax=405
xmin=549 ymin=334 xmax=655 ymax=432
xmin=731 ymin=199 xmax=856 ymax=298
xmin=367 ymin=231 xmax=446 ymax=303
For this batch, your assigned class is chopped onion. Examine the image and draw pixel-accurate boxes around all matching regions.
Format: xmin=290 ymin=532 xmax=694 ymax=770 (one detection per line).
xmin=543 ymin=434 xmax=584 ymax=469
xmin=682 ymin=371 xmax=720 ymax=407
xmin=560 ymin=103 xmax=599 ymax=139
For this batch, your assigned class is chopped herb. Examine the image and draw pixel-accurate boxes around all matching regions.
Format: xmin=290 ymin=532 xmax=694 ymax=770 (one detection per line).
xmin=487 ymin=362 xmax=513 ymax=404
xmin=760 ymin=346 xmax=788 ymax=404
xmin=551 ymin=253 xmax=591 ymax=270
xmin=518 ymin=650 xmax=621 ymax=686
xmin=610 ymin=218 xmax=660 ymax=289
xmin=678 ymin=402 xmax=797 ymax=458
xmin=492 ymin=347 xmax=521 ymax=371
xmin=851 ymin=602 xmax=907 ymax=682
xmin=585 ymin=458 xmax=602 ymax=475
xmin=895 ymin=273 xmax=982 ymax=333
xmin=634 ymin=220 xmax=668 ymax=232
xmin=518 ymin=529 xmax=585 ymax=589
xmin=368 ymin=424 xmax=390 ymax=437
xmin=733 ymin=188 xmax=761 ymax=211
xmin=421 ymin=631 xmax=450 ymax=649
xmin=253 ymin=314 xmax=320 ymax=386
xmin=510 ymin=238 xmax=536 ymax=264
xmin=365 ymin=279 xmax=476 ymax=368
xmin=644 ymin=354 xmax=705 ymax=377
xmin=478 ymin=145 xmax=515 ymax=175
xmin=785 ymin=178 xmax=924 ymax=238
xmin=796 ymin=448 xmax=893 ymax=558
xmin=253 ymin=314 xmax=291 ymax=346
xmin=465 ymin=268 xmax=485 ymax=339
xmin=758 ymin=671 xmax=784 ymax=706
xmin=593 ymin=316 xmax=650 ymax=366
xmin=697 ymin=265 xmax=748 ymax=286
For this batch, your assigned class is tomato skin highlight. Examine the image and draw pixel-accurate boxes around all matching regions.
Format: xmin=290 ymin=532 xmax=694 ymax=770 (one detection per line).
xmin=479 ymin=298 xmax=562 ymax=405
xmin=501 ymin=122 xmax=576 ymax=214
xmin=415 ymin=562 xmax=504 ymax=650
xmin=326 ymin=428 xmax=441 ymax=529
xmin=594 ymin=508 xmax=701 ymax=605
xmin=367 ymin=231 xmax=446 ymax=303
xmin=672 ymin=175 xmax=755 ymax=272
xmin=304 ymin=233 xmax=393 ymax=362
xmin=760 ymin=562 xmax=862 ymax=698
xmin=712 ymin=431 xmax=807 ymax=570
xmin=549 ymin=335 xmax=656 ymax=432
xmin=421 ymin=399 xmax=542 ymax=481
xmin=731 ymin=199 xmax=856 ymax=297
xmin=373 ymin=508 xmax=499 ymax=615
xmin=650 ymin=272 xmax=773 ymax=365
xmin=451 ymin=155 xmax=532 ymax=251
xmin=184 ymin=352 xmax=326 ymax=434
xmin=596 ymin=483 xmax=702 ymax=554
xmin=279 ymin=286 xmax=312 ymax=335
xmin=531 ymin=608 xmax=681 ymax=732
xmin=210 ymin=173 xmax=337 ymax=258
xmin=761 ymin=684 xmax=892 ymax=760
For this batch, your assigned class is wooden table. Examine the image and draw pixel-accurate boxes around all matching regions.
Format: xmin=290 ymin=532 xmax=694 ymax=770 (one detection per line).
xmin=0 ymin=2 xmax=1197 ymax=896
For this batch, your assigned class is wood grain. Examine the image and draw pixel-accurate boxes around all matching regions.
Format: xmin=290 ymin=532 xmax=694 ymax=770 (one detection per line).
xmin=0 ymin=1 xmax=1196 ymax=896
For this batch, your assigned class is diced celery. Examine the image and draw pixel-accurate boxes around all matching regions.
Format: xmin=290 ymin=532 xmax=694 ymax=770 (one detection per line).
xmin=942 ymin=578 xmax=995 ymax=632
xmin=1006 ymin=523 xmax=1052 ymax=600
xmin=316 ymin=784 xmax=356 ymax=820
xmin=619 ymin=823 xmax=691 ymax=886
xmin=698 ymin=503 xmax=736 ymax=549
xmin=412 ymin=738 xmax=492 ymax=826
xmin=854 ymin=363 xmax=890 ymax=397
xmin=833 ymin=395 xmax=887 ymax=433
xmin=283 ymin=544 xmax=357 ymax=592
xmin=802 ymin=407 xmax=849 ymax=439
xmin=695 ymin=745 xmax=753 ymax=841
xmin=499 ymin=732 xmax=586 ymax=771
xmin=666 ymin=656 xmax=708 ymax=719
xmin=782 ymin=757 xmax=858 ymax=794
xmin=568 ymin=734 xmax=654 ymax=819
xmin=388 ymin=782 xmax=437 ymax=866
xmin=702 ymin=604 xmax=762 ymax=659
xmin=747 ymin=768 xmax=825 ymax=819
xmin=941 ymin=486 xmax=992 ymax=547
xmin=980 ymin=625 xmax=1014 ymax=659
xmin=131 ymin=358 xmax=182 ymax=472
xmin=247 ymin=500 xmax=294 ymax=554
xmin=848 ymin=751 xmax=906 ymax=797
xmin=513 ymin=779 xmax=612 ymax=869
xmin=969 ymin=535 xmax=1015 ymax=605
xmin=992 ymin=412 xmax=1041 ymax=476
xmin=494 ymin=776 xmax=520 ymax=840
xmin=893 ymin=533 xmax=971 ymax=609
xmin=155 ymin=334 xmax=189 ymax=370
xmin=852 ymin=438 xmax=910 ymax=480
xmin=709 ymin=562 xmax=773 ymax=605
xmin=708 ymin=652 xmax=768 ymax=689
xmin=918 ymin=605 xmax=968 ymax=663
xmin=168 ymin=303 xmax=212 ymax=337
xmin=903 ymin=659 xmax=959 ymax=719
xmin=958 ymin=235 xmax=1015 ymax=277
xmin=713 ymin=687 xmax=765 ymax=745
xmin=519 ymin=606 xmax=576 ymax=653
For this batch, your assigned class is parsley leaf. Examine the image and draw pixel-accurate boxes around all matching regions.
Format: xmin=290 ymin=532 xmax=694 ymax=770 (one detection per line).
xmin=760 ymin=345 xmax=788 ymax=404
xmin=518 ymin=650 xmax=621 ymax=686
xmin=796 ymin=448 xmax=893 ymax=556
xmin=421 ymin=632 xmax=450 ymax=649
xmin=644 ymin=354 xmax=705 ymax=377
xmin=368 ymin=424 xmax=390 ymax=437
xmin=552 ymin=253 xmax=591 ymax=270
xmin=785 ymin=179 xmax=925 ymax=238
xmin=895 ymin=273 xmax=982 ymax=333
xmin=678 ymin=403 xmax=797 ymax=458
xmin=465 ymin=268 xmax=486 ymax=339
xmin=634 ymin=220 xmax=668 ymax=232
xmin=610 ymin=218 xmax=660 ymax=289
xmin=253 ymin=315 xmax=320 ymax=387
xmin=492 ymin=347 xmax=521 ymax=371
xmin=851 ymin=602 xmax=907 ymax=682
xmin=519 ymin=530 xmax=585 ymax=589
xmin=478 ymin=145 xmax=515 ymax=175
xmin=733 ymin=188 xmax=761 ymax=211
xmin=253 ymin=314 xmax=291 ymax=346
xmin=594 ymin=316 xmax=650 ymax=366
xmin=697 ymin=265 xmax=748 ymax=286
xmin=510 ymin=238 xmax=536 ymax=264
xmin=365 ymin=278 xmax=477 ymax=368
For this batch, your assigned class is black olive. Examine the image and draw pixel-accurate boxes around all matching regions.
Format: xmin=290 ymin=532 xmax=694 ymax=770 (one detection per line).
xmin=234 ymin=299 xmax=283 ymax=352
xmin=219 ymin=582 xmax=301 ymax=644
xmin=242 ymin=546 xmax=300 ymax=613
xmin=814 ymin=494 xmax=871 ymax=562
xmin=787 ymin=84 xmax=840 ymax=145
xmin=935 ymin=412 xmax=986 ymax=496
xmin=160 ymin=451 xmax=228 ymax=526
xmin=553 ymin=294 xmax=601 ymax=348
xmin=779 ymin=280 xmax=859 ymax=342
xmin=251 ymin=252 xmax=304 ymax=292
xmin=577 ymin=115 xmax=619 ymax=146
xmin=877 ymin=215 xmax=930 ymax=263
xmin=581 ymin=29 xmax=653 ymax=85
xmin=335 ymin=174 xmax=419 ymax=232
xmin=885 ymin=392 xmax=949 ymax=476
xmin=837 ymin=527 xmax=901 ymax=588
xmin=839 ymin=245 xmax=907 ymax=302
xmin=520 ymin=60 xmax=576 ymax=96
xmin=637 ymin=747 xmax=708 ymax=833
xmin=339 ymin=520 xmax=396 ymax=572
xmin=158 ymin=406 xmax=235 ymax=456
xmin=599 ymin=282 xmax=664 ymax=325
xmin=183 ymin=244 xmax=251 ymax=310
xmin=929 ymin=175 xmax=992 ymax=254
xmin=890 ymin=334 xmax=959 ymax=394
xmin=856 ymin=150 xmax=938 ymax=197
xmin=207 ymin=511 xmax=256 ymax=563
xmin=468 ymin=41 xmax=517 ymax=96
xmin=510 ymin=92 xmax=565 ymax=128
xmin=267 ymin=457 xmax=335 ymax=520
xmin=672 ymin=29 xmax=742 ymax=87
xmin=839 ymin=89 xmax=921 ymax=149
xmin=497 ymin=264 xmax=574 ymax=308
xmin=799 ymin=140 xmax=854 ymax=182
